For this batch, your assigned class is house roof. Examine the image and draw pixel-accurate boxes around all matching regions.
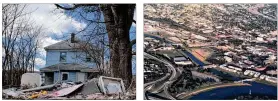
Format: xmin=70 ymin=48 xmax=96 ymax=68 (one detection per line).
xmin=44 ymin=35 xmax=102 ymax=57
xmin=44 ymin=38 xmax=86 ymax=50
xmin=40 ymin=63 xmax=99 ymax=72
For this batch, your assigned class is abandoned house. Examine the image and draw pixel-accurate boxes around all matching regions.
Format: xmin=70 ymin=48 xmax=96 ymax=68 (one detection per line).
xmin=40 ymin=33 xmax=99 ymax=85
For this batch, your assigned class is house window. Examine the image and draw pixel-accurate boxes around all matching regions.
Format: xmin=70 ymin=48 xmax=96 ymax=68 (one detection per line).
xmin=60 ymin=52 xmax=67 ymax=62
xmin=86 ymin=54 xmax=91 ymax=62
xmin=62 ymin=72 xmax=69 ymax=81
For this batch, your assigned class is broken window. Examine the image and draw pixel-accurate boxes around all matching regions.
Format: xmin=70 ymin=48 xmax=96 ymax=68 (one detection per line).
xmin=86 ymin=54 xmax=91 ymax=62
xmin=60 ymin=52 xmax=67 ymax=62
xmin=62 ymin=72 xmax=68 ymax=80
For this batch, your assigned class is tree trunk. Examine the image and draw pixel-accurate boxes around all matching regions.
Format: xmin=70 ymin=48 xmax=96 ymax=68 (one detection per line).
xmin=54 ymin=4 xmax=135 ymax=86
xmin=102 ymin=4 xmax=134 ymax=85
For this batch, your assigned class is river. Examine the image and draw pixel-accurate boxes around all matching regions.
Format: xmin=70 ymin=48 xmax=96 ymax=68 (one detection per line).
xmin=189 ymin=82 xmax=277 ymax=100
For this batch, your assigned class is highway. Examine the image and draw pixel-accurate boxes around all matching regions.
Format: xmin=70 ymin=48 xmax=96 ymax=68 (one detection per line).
xmin=144 ymin=33 xmax=210 ymax=99
xmin=144 ymin=52 xmax=180 ymax=100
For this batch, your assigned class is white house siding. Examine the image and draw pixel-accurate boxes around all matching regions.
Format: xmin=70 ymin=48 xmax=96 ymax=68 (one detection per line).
xmin=54 ymin=71 xmax=59 ymax=83
xmin=45 ymin=50 xmax=96 ymax=68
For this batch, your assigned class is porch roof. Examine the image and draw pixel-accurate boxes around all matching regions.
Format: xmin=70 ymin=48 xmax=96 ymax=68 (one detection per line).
xmin=40 ymin=63 xmax=99 ymax=73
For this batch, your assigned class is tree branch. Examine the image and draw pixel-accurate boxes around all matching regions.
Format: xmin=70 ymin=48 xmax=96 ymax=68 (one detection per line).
xmin=78 ymin=12 xmax=109 ymax=23
xmin=54 ymin=4 xmax=99 ymax=10
xmin=130 ymin=39 xmax=136 ymax=47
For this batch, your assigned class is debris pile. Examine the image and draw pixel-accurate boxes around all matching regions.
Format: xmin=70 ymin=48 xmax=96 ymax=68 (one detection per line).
xmin=2 ymin=76 xmax=136 ymax=100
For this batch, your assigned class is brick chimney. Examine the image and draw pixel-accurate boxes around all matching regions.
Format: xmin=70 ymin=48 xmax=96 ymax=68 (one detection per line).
xmin=71 ymin=33 xmax=75 ymax=43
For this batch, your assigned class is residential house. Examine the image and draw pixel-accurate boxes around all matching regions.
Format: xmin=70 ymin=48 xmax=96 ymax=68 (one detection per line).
xmin=40 ymin=33 xmax=99 ymax=85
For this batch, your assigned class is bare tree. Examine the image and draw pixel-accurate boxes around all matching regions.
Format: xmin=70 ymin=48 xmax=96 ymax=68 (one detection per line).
xmin=55 ymin=4 xmax=136 ymax=85
xmin=2 ymin=4 xmax=43 ymax=87
xmin=77 ymin=34 xmax=110 ymax=76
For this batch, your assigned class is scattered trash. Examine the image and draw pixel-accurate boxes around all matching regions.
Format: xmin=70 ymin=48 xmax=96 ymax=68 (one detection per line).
xmin=53 ymin=83 xmax=84 ymax=97
xmin=21 ymin=82 xmax=57 ymax=92
xmin=27 ymin=90 xmax=47 ymax=99
xmin=2 ymin=76 xmax=135 ymax=100
xmin=86 ymin=93 xmax=105 ymax=99
xmin=80 ymin=78 xmax=101 ymax=95
xmin=2 ymin=88 xmax=23 ymax=98
xmin=60 ymin=82 xmax=73 ymax=88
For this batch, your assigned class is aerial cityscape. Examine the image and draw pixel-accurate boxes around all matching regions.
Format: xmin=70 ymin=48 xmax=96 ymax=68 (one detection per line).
xmin=144 ymin=4 xmax=277 ymax=100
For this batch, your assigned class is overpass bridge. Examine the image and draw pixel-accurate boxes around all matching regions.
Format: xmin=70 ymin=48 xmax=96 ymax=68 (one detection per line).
xmin=144 ymin=52 xmax=180 ymax=100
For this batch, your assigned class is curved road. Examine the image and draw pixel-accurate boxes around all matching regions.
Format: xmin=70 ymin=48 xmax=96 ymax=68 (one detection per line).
xmin=144 ymin=52 xmax=180 ymax=100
